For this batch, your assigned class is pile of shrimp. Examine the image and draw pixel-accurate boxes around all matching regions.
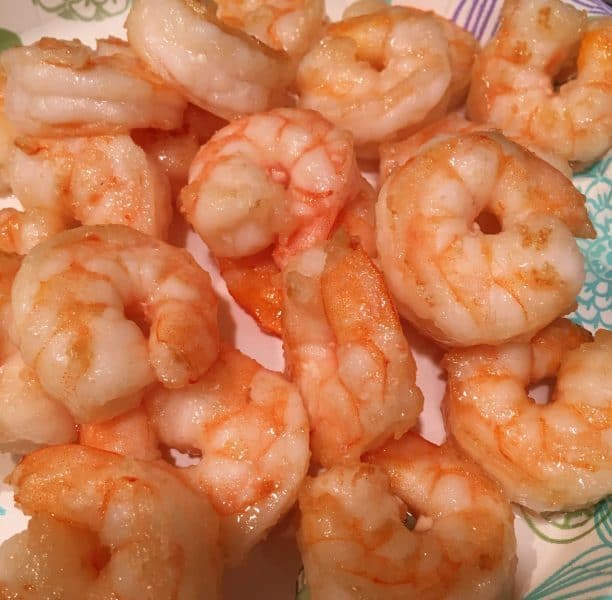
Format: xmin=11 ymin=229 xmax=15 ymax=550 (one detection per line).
xmin=0 ymin=0 xmax=609 ymax=597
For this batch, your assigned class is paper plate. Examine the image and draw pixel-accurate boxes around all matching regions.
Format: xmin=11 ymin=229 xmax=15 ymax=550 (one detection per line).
xmin=0 ymin=1 xmax=610 ymax=598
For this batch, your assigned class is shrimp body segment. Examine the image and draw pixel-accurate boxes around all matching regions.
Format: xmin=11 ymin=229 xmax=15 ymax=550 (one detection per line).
xmin=282 ymin=235 xmax=423 ymax=466
xmin=11 ymin=225 xmax=220 ymax=423
xmin=376 ymin=132 xmax=594 ymax=347
xmin=146 ymin=347 xmax=310 ymax=565
xmin=298 ymin=433 xmax=516 ymax=599
xmin=0 ymin=445 xmax=222 ymax=599
xmin=1 ymin=38 xmax=186 ymax=137
xmin=296 ymin=5 xmax=478 ymax=154
xmin=9 ymin=135 xmax=173 ymax=241
xmin=126 ymin=0 xmax=293 ymax=119
xmin=444 ymin=319 xmax=612 ymax=512
xmin=467 ymin=0 xmax=612 ymax=167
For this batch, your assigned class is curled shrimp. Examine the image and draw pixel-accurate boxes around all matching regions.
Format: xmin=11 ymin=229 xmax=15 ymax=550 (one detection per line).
xmin=126 ymin=0 xmax=293 ymax=119
xmin=298 ymin=432 xmax=517 ymax=599
xmin=11 ymin=225 xmax=220 ymax=423
xmin=296 ymin=3 xmax=478 ymax=155
xmin=8 ymin=134 xmax=173 ymax=241
xmin=282 ymin=234 xmax=423 ymax=466
xmin=466 ymin=0 xmax=612 ymax=168
xmin=376 ymin=132 xmax=594 ymax=347
xmin=216 ymin=0 xmax=325 ymax=57
xmin=0 ymin=70 xmax=14 ymax=194
xmin=379 ymin=112 xmax=573 ymax=183
xmin=443 ymin=318 xmax=612 ymax=512
xmin=217 ymin=175 xmax=376 ymax=335
xmin=0 ymin=444 xmax=222 ymax=599
xmin=1 ymin=37 xmax=186 ymax=137
xmin=145 ymin=346 xmax=310 ymax=565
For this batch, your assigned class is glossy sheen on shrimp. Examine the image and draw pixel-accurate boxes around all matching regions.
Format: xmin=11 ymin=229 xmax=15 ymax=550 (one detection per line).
xmin=146 ymin=346 xmax=310 ymax=565
xmin=126 ymin=0 xmax=293 ymax=119
xmin=467 ymin=0 xmax=612 ymax=167
xmin=376 ymin=132 xmax=594 ymax=347
xmin=8 ymin=134 xmax=173 ymax=241
xmin=0 ymin=208 xmax=70 ymax=256
xmin=11 ymin=225 xmax=220 ymax=423
xmin=1 ymin=37 xmax=186 ymax=137
xmin=298 ymin=433 xmax=516 ymax=599
xmin=444 ymin=319 xmax=612 ymax=512
xmin=0 ymin=445 xmax=222 ymax=599
xmin=296 ymin=3 xmax=478 ymax=155
xmin=282 ymin=234 xmax=423 ymax=466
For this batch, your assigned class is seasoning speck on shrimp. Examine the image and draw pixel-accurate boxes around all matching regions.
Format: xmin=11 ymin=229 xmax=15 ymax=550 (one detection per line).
xmin=0 ymin=445 xmax=222 ymax=600
xmin=376 ymin=132 xmax=594 ymax=347
xmin=126 ymin=0 xmax=294 ymax=119
xmin=1 ymin=37 xmax=186 ymax=137
xmin=444 ymin=319 xmax=612 ymax=512
xmin=298 ymin=432 xmax=517 ymax=599
xmin=146 ymin=346 xmax=310 ymax=565
xmin=467 ymin=0 xmax=612 ymax=168
xmin=11 ymin=225 xmax=220 ymax=423
xmin=282 ymin=234 xmax=423 ymax=466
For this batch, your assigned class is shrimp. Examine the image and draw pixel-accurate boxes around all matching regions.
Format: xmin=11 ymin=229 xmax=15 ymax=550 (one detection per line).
xmin=376 ymin=132 xmax=594 ymax=347
xmin=296 ymin=4 xmax=478 ymax=155
xmin=298 ymin=432 xmax=517 ymax=599
xmin=0 ymin=207 xmax=72 ymax=255
xmin=126 ymin=0 xmax=293 ymax=119
xmin=379 ymin=112 xmax=573 ymax=183
xmin=145 ymin=346 xmax=310 ymax=565
xmin=9 ymin=134 xmax=173 ymax=241
xmin=443 ymin=318 xmax=612 ymax=512
xmin=0 ymin=252 xmax=20 ymax=362
xmin=0 ymin=444 xmax=222 ymax=599
xmin=11 ymin=225 xmax=220 ymax=423
xmin=133 ymin=104 xmax=227 ymax=198
xmin=466 ymin=0 xmax=612 ymax=168
xmin=1 ymin=37 xmax=186 ymax=137
xmin=282 ymin=234 xmax=423 ymax=466
xmin=217 ymin=175 xmax=376 ymax=335
xmin=0 ymin=70 xmax=14 ymax=194
xmin=215 ymin=0 xmax=325 ymax=57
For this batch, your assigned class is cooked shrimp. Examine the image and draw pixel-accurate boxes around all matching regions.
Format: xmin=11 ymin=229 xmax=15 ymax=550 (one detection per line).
xmin=443 ymin=318 xmax=612 ymax=512
xmin=217 ymin=175 xmax=376 ymax=335
xmin=298 ymin=432 xmax=516 ymax=599
xmin=296 ymin=4 xmax=478 ymax=155
xmin=379 ymin=112 xmax=572 ymax=183
xmin=9 ymin=135 xmax=173 ymax=240
xmin=133 ymin=104 xmax=227 ymax=198
xmin=79 ymin=405 xmax=161 ymax=462
xmin=0 ymin=252 xmax=21 ymax=361
xmin=0 ymin=207 xmax=71 ymax=255
xmin=181 ymin=108 xmax=360 ymax=267
xmin=216 ymin=0 xmax=325 ymax=57
xmin=466 ymin=0 xmax=612 ymax=168
xmin=1 ymin=37 xmax=186 ymax=137
xmin=11 ymin=225 xmax=220 ymax=423
xmin=0 ymin=71 xmax=14 ymax=194
xmin=282 ymin=234 xmax=423 ymax=466
xmin=146 ymin=346 xmax=310 ymax=565
xmin=0 ymin=444 xmax=222 ymax=599
xmin=376 ymin=132 xmax=594 ymax=347
xmin=126 ymin=0 xmax=293 ymax=119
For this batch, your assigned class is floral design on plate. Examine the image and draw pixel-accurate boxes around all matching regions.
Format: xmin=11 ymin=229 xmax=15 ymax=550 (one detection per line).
xmin=0 ymin=29 xmax=22 ymax=52
xmin=572 ymin=156 xmax=611 ymax=332
xmin=32 ymin=0 xmax=131 ymax=21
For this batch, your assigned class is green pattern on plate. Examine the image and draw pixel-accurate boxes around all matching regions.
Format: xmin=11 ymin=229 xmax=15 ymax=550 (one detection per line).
xmin=524 ymin=499 xmax=612 ymax=600
xmin=0 ymin=28 xmax=22 ymax=52
xmin=32 ymin=0 xmax=131 ymax=21
xmin=572 ymin=156 xmax=611 ymax=331
xmin=295 ymin=569 xmax=310 ymax=600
